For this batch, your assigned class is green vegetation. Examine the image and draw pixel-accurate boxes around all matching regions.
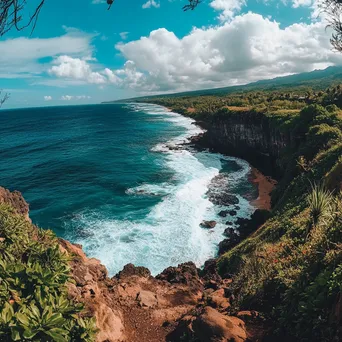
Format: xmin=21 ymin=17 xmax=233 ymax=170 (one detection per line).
xmin=0 ymin=205 xmax=97 ymax=341
xmin=140 ymin=84 xmax=342 ymax=341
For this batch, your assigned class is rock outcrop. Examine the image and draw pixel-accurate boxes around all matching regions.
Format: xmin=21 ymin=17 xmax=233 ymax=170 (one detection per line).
xmin=0 ymin=186 xmax=30 ymax=221
xmin=193 ymin=111 xmax=293 ymax=177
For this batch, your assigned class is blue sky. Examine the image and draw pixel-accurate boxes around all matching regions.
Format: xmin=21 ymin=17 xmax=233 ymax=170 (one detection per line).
xmin=1 ymin=0 xmax=341 ymax=108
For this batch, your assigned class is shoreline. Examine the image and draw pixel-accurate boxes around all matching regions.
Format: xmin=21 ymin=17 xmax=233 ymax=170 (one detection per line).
xmin=163 ymin=104 xmax=276 ymax=213
xmin=249 ymin=167 xmax=277 ymax=211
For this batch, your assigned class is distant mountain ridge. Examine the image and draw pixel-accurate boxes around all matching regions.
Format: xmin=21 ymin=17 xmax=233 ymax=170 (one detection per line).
xmin=104 ymin=65 xmax=342 ymax=103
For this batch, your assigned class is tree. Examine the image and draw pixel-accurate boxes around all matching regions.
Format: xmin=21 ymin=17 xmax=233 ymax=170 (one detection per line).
xmin=0 ymin=89 xmax=9 ymax=108
xmin=0 ymin=0 xmax=45 ymax=36
xmin=321 ymin=0 xmax=342 ymax=52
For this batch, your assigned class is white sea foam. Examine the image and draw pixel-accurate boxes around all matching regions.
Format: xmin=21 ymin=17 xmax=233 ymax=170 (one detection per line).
xmin=68 ymin=103 xmax=254 ymax=276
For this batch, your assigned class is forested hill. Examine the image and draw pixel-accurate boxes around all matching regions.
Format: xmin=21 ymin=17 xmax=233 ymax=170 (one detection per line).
xmin=103 ymin=65 xmax=342 ymax=103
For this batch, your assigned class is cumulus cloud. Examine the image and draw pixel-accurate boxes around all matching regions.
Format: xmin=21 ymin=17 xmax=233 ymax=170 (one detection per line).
xmin=61 ymin=95 xmax=91 ymax=101
xmin=142 ymin=0 xmax=160 ymax=9
xmin=111 ymin=12 xmax=341 ymax=93
xmin=0 ymin=29 xmax=94 ymax=79
xmin=44 ymin=96 xmax=52 ymax=101
xmin=44 ymin=12 xmax=340 ymax=95
xmin=49 ymin=56 xmax=107 ymax=84
xmin=210 ymin=0 xmax=246 ymax=21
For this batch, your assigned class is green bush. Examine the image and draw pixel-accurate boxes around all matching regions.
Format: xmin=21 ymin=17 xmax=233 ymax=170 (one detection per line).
xmin=0 ymin=205 xmax=97 ymax=341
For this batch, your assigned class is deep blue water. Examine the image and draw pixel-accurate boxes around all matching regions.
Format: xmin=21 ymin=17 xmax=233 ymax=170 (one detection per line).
xmin=0 ymin=103 xmax=255 ymax=275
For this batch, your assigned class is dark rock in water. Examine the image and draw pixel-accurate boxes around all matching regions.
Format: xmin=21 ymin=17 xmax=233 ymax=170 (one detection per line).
xmin=218 ymin=210 xmax=229 ymax=218
xmin=136 ymin=190 xmax=157 ymax=196
xmin=234 ymin=206 xmax=240 ymax=210
xmin=167 ymin=144 xmax=183 ymax=151
xmin=229 ymin=210 xmax=237 ymax=216
xmin=219 ymin=229 xmax=241 ymax=255
xmin=77 ymin=229 xmax=95 ymax=238
xmin=200 ymin=220 xmax=217 ymax=229
xmin=209 ymin=193 xmax=239 ymax=206
xmin=223 ymin=227 xmax=236 ymax=238
xmin=226 ymin=221 xmax=233 ymax=225
xmin=236 ymin=209 xmax=270 ymax=239
xmin=218 ymin=237 xmax=240 ymax=255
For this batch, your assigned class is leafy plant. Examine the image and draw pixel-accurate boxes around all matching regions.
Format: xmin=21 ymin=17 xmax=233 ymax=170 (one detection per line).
xmin=307 ymin=183 xmax=333 ymax=235
xmin=0 ymin=205 xmax=98 ymax=341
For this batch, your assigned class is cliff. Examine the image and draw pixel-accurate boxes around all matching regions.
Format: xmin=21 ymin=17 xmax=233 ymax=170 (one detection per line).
xmin=193 ymin=110 xmax=294 ymax=178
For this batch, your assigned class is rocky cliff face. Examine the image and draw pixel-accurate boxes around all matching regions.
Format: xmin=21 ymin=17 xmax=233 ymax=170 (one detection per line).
xmin=196 ymin=111 xmax=293 ymax=177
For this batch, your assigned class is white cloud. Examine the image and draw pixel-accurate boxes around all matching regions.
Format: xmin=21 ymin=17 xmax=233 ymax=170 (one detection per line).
xmin=119 ymin=32 xmax=129 ymax=40
xmin=142 ymin=0 xmax=160 ymax=9
xmin=61 ymin=95 xmax=91 ymax=101
xmin=49 ymin=56 xmax=107 ymax=84
xmin=112 ymin=13 xmax=342 ymax=93
xmin=210 ymin=0 xmax=246 ymax=21
xmin=44 ymin=96 xmax=52 ymax=101
xmin=292 ymin=0 xmax=313 ymax=7
xmin=0 ymin=29 xmax=94 ymax=79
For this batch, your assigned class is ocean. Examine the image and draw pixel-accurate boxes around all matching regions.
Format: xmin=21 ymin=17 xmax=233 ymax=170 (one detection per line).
xmin=0 ymin=103 xmax=255 ymax=275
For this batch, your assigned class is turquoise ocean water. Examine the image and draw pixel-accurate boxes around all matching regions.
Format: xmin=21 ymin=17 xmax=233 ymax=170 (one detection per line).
xmin=0 ymin=103 xmax=255 ymax=275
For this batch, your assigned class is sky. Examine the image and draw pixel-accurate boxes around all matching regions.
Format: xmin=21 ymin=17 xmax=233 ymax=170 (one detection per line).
xmin=1 ymin=0 xmax=342 ymax=108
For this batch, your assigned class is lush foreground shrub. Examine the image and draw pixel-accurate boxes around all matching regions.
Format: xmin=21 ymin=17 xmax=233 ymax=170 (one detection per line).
xmin=0 ymin=205 xmax=97 ymax=341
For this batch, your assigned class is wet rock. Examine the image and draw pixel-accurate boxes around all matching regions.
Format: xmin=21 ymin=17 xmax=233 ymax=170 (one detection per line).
xmin=236 ymin=209 xmax=270 ymax=239
xmin=209 ymin=193 xmax=240 ymax=206
xmin=218 ymin=210 xmax=229 ymax=218
xmin=223 ymin=227 xmax=236 ymax=238
xmin=200 ymin=220 xmax=217 ymax=229
xmin=218 ymin=229 xmax=241 ymax=255
xmin=229 ymin=210 xmax=237 ymax=216
xmin=226 ymin=221 xmax=233 ymax=226
xmin=235 ymin=206 xmax=241 ymax=210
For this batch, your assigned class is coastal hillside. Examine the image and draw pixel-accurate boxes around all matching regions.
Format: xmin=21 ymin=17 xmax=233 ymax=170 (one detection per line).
xmin=137 ymin=84 xmax=342 ymax=341
xmin=1 ymin=79 xmax=341 ymax=341
xmin=104 ymin=66 xmax=342 ymax=103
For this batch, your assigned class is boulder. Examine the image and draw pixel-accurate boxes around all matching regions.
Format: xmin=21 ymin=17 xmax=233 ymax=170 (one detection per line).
xmin=157 ymin=262 xmax=202 ymax=290
xmin=115 ymin=263 xmax=151 ymax=280
xmin=192 ymin=307 xmax=247 ymax=342
xmin=136 ymin=290 xmax=158 ymax=308
xmin=208 ymin=193 xmax=239 ymax=206
xmin=218 ymin=211 xmax=229 ymax=218
xmin=200 ymin=220 xmax=217 ymax=229
xmin=208 ymin=289 xmax=230 ymax=310
xmin=229 ymin=210 xmax=237 ymax=216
